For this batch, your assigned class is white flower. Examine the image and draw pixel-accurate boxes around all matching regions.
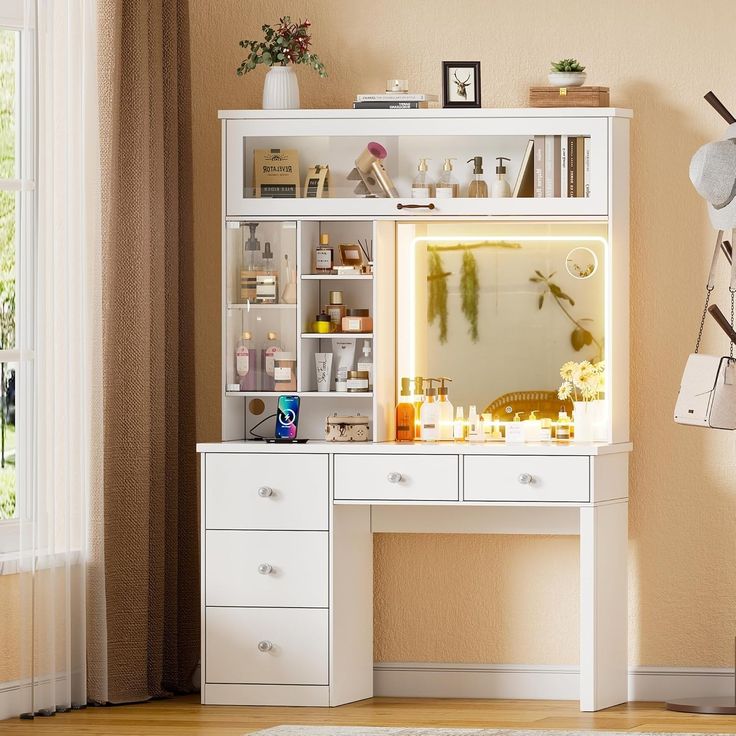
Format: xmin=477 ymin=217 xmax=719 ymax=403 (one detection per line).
xmin=560 ymin=361 xmax=578 ymax=381
xmin=558 ymin=382 xmax=572 ymax=400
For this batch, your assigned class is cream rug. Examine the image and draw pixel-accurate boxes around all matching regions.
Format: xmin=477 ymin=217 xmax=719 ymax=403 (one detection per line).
xmin=248 ymin=730 xmax=726 ymax=736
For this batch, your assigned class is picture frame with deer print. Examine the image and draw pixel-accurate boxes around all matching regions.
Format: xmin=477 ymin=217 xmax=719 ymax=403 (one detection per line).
xmin=442 ymin=61 xmax=481 ymax=108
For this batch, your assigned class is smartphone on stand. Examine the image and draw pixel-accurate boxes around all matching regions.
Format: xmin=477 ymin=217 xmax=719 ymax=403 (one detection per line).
xmin=274 ymin=395 xmax=300 ymax=440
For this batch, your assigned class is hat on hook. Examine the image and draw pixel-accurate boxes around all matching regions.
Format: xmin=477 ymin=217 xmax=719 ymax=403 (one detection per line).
xmin=690 ymin=123 xmax=736 ymax=229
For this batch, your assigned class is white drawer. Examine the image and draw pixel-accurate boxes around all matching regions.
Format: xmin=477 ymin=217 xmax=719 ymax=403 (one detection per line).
xmin=464 ymin=455 xmax=589 ymax=502
xmin=204 ymin=453 xmax=328 ymax=530
xmin=206 ymin=530 xmax=328 ymax=608
xmin=334 ymin=453 xmax=459 ymax=502
xmin=206 ymin=607 xmax=328 ymax=685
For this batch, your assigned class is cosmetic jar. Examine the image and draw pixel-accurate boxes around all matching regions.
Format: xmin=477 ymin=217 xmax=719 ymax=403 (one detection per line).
xmin=313 ymin=313 xmax=334 ymax=334
xmin=346 ymin=370 xmax=370 ymax=392
xmin=341 ymin=309 xmax=373 ymax=333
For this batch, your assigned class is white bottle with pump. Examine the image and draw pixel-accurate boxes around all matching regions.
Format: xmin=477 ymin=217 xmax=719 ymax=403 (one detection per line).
xmin=437 ymin=377 xmax=454 ymax=440
xmin=412 ymin=158 xmax=434 ymax=198
xmin=435 ymin=158 xmax=459 ymax=198
xmin=357 ymin=339 xmax=373 ymax=388
xmin=492 ymin=156 xmax=511 ymax=198
xmin=420 ymin=379 xmax=441 ymax=441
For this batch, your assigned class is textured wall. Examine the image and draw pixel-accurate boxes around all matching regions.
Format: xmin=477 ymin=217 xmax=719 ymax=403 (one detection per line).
xmin=189 ymin=0 xmax=736 ymax=666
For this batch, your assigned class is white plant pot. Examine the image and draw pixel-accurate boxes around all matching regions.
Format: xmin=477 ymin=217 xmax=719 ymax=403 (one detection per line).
xmin=548 ymin=71 xmax=586 ymax=88
xmin=572 ymin=401 xmax=595 ymax=443
xmin=263 ymin=66 xmax=300 ymax=110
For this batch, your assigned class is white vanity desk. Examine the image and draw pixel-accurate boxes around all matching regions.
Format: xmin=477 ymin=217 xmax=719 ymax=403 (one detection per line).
xmin=198 ymin=439 xmax=631 ymax=712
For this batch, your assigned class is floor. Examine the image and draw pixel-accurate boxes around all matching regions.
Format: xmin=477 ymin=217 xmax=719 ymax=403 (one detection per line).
xmin=2 ymin=696 xmax=736 ymax=735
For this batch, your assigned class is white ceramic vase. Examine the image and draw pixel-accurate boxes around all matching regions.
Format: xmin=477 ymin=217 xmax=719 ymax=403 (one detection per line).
xmin=548 ymin=71 xmax=586 ymax=87
xmin=590 ymin=399 xmax=607 ymax=442
xmin=262 ymin=66 xmax=300 ymax=110
xmin=572 ymin=401 xmax=595 ymax=443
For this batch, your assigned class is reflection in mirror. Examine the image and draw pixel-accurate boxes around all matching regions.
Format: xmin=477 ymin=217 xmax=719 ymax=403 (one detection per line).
xmin=397 ymin=222 xmax=607 ymax=419
xmin=565 ymin=246 xmax=599 ymax=280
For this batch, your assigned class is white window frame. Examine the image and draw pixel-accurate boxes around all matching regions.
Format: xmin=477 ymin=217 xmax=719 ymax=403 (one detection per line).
xmin=0 ymin=0 xmax=35 ymax=557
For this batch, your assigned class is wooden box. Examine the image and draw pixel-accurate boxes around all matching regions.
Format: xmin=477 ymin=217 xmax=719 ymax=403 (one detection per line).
xmin=529 ymin=86 xmax=610 ymax=108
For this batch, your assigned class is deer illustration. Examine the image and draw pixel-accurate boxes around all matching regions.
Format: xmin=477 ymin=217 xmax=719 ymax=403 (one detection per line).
xmin=453 ymin=70 xmax=471 ymax=99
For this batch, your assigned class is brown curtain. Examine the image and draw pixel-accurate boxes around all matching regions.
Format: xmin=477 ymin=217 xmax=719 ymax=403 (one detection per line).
xmin=87 ymin=0 xmax=198 ymax=704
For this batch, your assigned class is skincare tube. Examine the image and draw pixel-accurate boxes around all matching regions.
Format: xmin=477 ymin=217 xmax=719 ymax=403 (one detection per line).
xmin=333 ymin=338 xmax=356 ymax=392
xmin=315 ymin=353 xmax=333 ymax=393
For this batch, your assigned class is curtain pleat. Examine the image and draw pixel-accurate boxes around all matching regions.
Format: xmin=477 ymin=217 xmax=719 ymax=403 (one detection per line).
xmin=87 ymin=0 xmax=197 ymax=704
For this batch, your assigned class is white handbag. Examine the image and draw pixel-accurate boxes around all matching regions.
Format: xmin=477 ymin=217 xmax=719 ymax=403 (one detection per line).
xmin=674 ymin=229 xmax=736 ymax=429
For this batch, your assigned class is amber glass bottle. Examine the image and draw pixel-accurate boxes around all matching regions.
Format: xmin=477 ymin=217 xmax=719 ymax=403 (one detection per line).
xmin=396 ymin=377 xmax=416 ymax=442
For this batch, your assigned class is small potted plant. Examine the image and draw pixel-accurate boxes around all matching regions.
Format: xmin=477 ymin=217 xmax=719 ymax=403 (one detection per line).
xmin=237 ymin=16 xmax=327 ymax=110
xmin=548 ymin=58 xmax=586 ymax=88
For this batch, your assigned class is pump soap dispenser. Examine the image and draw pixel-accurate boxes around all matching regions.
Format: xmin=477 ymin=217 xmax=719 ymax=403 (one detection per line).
xmin=396 ymin=377 xmax=416 ymax=442
xmin=420 ymin=379 xmax=441 ymax=441
xmin=435 ymin=158 xmax=459 ymax=198
xmin=412 ymin=158 xmax=434 ymax=198
xmin=492 ymin=156 xmax=511 ymax=198
xmin=437 ymin=377 xmax=454 ymax=440
xmin=466 ymin=156 xmax=489 ymax=198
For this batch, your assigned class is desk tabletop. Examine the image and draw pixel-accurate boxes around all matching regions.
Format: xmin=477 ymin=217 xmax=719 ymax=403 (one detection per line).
xmin=197 ymin=440 xmax=633 ymax=456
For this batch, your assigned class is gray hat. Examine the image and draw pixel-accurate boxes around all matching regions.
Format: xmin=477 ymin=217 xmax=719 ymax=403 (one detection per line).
xmin=690 ymin=123 xmax=736 ymax=229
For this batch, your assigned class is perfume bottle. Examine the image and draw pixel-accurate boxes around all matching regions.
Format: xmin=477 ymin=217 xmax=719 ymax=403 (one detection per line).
xmin=240 ymin=222 xmax=262 ymax=303
xmin=255 ymin=241 xmax=278 ymax=304
xmin=315 ymin=233 xmax=333 ymax=273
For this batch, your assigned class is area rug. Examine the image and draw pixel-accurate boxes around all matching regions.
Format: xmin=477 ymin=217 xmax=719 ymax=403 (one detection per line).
xmin=247 ymin=730 xmax=730 ymax=736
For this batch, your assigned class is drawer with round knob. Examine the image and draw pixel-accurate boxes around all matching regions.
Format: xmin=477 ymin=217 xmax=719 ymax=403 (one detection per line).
xmin=334 ymin=453 xmax=459 ymax=502
xmin=204 ymin=453 xmax=328 ymax=530
xmin=464 ymin=455 xmax=590 ymax=503
xmin=205 ymin=530 xmax=328 ymax=608
xmin=205 ymin=607 xmax=328 ymax=685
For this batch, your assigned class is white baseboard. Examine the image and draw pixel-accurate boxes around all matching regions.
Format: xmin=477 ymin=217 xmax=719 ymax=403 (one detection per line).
xmin=373 ymin=662 xmax=736 ymax=702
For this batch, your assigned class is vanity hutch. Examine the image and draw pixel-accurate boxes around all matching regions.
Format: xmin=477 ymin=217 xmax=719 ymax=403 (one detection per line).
xmin=199 ymin=107 xmax=632 ymax=711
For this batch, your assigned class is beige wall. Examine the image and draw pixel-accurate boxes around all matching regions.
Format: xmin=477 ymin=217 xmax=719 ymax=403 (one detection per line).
xmin=190 ymin=0 xmax=736 ymax=667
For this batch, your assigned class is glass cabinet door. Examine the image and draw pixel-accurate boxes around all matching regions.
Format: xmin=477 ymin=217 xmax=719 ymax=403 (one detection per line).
xmin=225 ymin=220 xmax=297 ymax=393
xmin=223 ymin=115 xmax=610 ymax=218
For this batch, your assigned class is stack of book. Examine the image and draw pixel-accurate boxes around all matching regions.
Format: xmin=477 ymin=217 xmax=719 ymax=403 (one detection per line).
xmin=533 ymin=135 xmax=591 ymax=198
xmin=352 ymin=93 xmax=438 ymax=109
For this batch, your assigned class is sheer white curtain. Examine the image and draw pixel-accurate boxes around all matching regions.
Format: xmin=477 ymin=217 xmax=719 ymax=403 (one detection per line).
xmin=1 ymin=0 xmax=100 ymax=720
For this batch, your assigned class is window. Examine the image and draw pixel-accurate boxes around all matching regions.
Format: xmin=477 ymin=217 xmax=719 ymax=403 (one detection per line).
xmin=0 ymin=0 xmax=33 ymax=554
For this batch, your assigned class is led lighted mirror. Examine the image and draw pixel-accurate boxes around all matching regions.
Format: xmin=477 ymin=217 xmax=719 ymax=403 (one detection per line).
xmin=396 ymin=222 xmax=608 ymax=418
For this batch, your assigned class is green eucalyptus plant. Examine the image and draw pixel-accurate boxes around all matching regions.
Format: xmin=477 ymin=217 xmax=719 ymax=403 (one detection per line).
xmin=550 ymin=58 xmax=585 ymax=73
xmin=237 ymin=16 xmax=327 ymax=77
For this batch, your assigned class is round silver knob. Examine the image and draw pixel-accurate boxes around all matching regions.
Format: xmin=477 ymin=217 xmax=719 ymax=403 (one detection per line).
xmin=518 ymin=473 xmax=534 ymax=485
xmin=257 ymin=486 xmax=273 ymax=497
xmin=257 ymin=640 xmax=273 ymax=652
xmin=258 ymin=563 xmax=273 ymax=575
xmin=387 ymin=472 xmax=402 ymax=484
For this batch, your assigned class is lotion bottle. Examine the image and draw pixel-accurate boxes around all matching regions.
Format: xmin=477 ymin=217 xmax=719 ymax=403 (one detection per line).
xmin=435 ymin=158 xmax=459 ymax=198
xmin=437 ymin=377 xmax=454 ymax=440
xmin=235 ymin=331 xmax=256 ymax=391
xmin=420 ymin=379 xmax=440 ymax=441
xmin=453 ymin=406 xmax=467 ymax=442
xmin=412 ymin=158 xmax=434 ymax=198
xmin=466 ymin=156 xmax=489 ymax=198
xmin=492 ymin=156 xmax=511 ymax=198
xmin=413 ymin=376 xmax=425 ymax=439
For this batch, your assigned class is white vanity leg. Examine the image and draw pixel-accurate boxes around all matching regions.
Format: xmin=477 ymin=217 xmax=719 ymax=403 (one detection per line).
xmin=579 ymin=501 xmax=628 ymax=711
